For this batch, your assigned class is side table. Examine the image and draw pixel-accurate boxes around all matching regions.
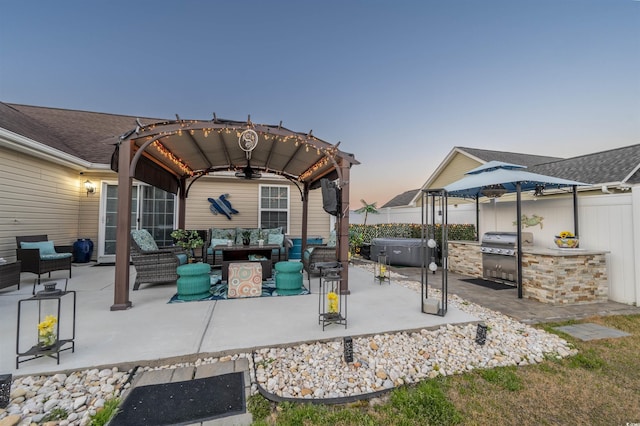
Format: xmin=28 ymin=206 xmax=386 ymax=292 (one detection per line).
xmin=16 ymin=289 xmax=76 ymax=369
xmin=0 ymin=261 xmax=21 ymax=290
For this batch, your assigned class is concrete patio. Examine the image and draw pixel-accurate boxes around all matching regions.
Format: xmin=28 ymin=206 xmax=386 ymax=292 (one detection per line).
xmin=0 ymin=262 xmax=478 ymax=377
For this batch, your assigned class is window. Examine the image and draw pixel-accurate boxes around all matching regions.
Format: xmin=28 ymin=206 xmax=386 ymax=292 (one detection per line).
xmin=259 ymin=185 xmax=289 ymax=232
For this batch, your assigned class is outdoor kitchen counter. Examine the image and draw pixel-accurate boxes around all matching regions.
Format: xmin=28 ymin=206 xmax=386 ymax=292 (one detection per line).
xmin=522 ymin=246 xmax=609 ymax=256
xmin=448 ymin=241 xmax=610 ymax=305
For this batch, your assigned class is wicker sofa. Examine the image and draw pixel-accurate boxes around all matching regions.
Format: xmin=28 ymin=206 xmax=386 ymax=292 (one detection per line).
xmin=130 ymin=229 xmax=187 ymax=290
xmin=206 ymin=226 xmax=292 ymax=267
xmin=15 ymin=235 xmax=73 ymax=286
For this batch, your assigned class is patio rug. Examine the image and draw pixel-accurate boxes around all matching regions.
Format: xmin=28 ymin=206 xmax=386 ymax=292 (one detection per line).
xmin=168 ymin=278 xmax=310 ymax=303
xmin=461 ymin=278 xmax=516 ymax=290
xmin=110 ymin=372 xmax=244 ymax=426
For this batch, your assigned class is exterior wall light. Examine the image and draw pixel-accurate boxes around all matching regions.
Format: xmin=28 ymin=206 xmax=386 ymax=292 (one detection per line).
xmin=84 ymin=179 xmax=96 ymax=196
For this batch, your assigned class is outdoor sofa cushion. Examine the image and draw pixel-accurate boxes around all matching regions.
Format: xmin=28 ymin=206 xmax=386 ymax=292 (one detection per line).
xmin=20 ymin=241 xmax=72 ymax=260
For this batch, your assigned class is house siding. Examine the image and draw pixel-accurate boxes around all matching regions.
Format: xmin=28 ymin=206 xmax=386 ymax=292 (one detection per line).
xmin=181 ymin=176 xmax=332 ymax=240
xmin=0 ymin=145 xmax=81 ymax=261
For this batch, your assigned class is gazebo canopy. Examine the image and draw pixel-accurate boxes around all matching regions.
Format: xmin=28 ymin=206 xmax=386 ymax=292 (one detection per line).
xmin=112 ymin=117 xmax=359 ymax=194
xmin=110 ymin=117 xmax=359 ymax=311
xmin=438 ymin=160 xmax=591 ymax=299
xmin=444 ymin=161 xmax=588 ymax=199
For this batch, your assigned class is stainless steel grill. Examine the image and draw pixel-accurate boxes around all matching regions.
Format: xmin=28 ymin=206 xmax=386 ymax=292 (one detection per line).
xmin=480 ymin=232 xmax=532 ymax=283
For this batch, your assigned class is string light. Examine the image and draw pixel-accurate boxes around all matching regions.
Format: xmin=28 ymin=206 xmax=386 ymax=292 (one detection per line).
xmin=152 ymin=140 xmax=193 ymax=176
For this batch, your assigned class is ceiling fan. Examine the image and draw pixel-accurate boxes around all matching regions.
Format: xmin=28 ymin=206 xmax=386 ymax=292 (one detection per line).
xmin=235 ymin=153 xmax=262 ymax=180
xmin=235 ymin=128 xmax=262 ymax=179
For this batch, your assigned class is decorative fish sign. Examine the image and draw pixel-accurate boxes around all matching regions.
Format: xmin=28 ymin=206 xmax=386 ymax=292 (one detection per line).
xmin=513 ymin=214 xmax=544 ymax=229
xmin=208 ymin=194 xmax=239 ymax=220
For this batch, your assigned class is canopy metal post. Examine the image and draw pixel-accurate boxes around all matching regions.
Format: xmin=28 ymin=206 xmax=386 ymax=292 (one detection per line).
xmin=572 ymin=185 xmax=579 ymax=237
xmin=516 ymin=182 xmax=523 ymax=299
xmin=422 ymin=188 xmax=447 ymax=316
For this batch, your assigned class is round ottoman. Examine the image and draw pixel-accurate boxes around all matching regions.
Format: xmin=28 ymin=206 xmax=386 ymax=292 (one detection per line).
xmin=275 ymin=261 xmax=303 ymax=295
xmin=176 ymin=262 xmax=211 ymax=301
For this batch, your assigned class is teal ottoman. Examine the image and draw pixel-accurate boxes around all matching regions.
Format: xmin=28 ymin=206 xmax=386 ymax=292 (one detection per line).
xmin=176 ymin=262 xmax=212 ymax=301
xmin=275 ymin=261 xmax=304 ymax=295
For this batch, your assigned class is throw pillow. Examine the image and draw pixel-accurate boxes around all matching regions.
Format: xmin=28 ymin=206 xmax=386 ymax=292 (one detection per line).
xmin=131 ymin=230 xmax=159 ymax=251
xmin=211 ymin=238 xmax=229 ymax=247
xmin=20 ymin=241 xmax=56 ymax=256
xmin=268 ymin=233 xmax=285 ymax=246
xmin=326 ymin=230 xmax=337 ymax=247
xmin=260 ymin=227 xmax=283 ymax=240
xmin=235 ymin=228 xmax=261 ymax=245
xmin=210 ymin=228 xmax=236 ymax=241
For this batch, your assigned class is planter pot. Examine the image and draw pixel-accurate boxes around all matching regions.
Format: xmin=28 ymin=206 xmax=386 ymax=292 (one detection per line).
xmin=554 ymin=236 xmax=579 ymax=248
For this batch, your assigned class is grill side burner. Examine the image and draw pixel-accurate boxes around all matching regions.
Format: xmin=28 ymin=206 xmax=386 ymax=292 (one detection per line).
xmin=480 ymin=232 xmax=532 ymax=283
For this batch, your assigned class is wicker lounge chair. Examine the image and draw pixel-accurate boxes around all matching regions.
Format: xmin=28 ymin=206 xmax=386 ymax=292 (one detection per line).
xmin=302 ymin=244 xmax=339 ymax=287
xmin=130 ymin=229 xmax=187 ymax=290
xmin=16 ymin=235 xmax=73 ymax=286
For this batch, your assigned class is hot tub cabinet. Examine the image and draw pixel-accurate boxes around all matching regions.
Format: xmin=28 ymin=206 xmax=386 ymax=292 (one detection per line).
xmin=448 ymin=241 xmax=609 ymax=305
xmin=371 ymin=238 xmax=424 ymax=267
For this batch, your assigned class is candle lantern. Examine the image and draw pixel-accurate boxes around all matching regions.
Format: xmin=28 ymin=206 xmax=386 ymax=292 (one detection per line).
xmin=16 ymin=278 xmax=76 ymax=368
xmin=374 ymin=250 xmax=391 ymax=285
xmin=318 ymin=265 xmax=347 ymax=330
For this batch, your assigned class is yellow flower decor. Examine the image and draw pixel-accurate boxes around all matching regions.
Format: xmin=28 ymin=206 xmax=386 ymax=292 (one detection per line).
xmin=555 ymin=231 xmax=579 ymax=248
xmin=327 ymin=291 xmax=339 ymax=313
xmin=37 ymin=315 xmax=57 ymax=347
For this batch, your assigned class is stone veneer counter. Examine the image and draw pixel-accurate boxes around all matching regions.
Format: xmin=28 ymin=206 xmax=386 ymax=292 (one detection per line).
xmin=448 ymin=241 xmax=609 ymax=305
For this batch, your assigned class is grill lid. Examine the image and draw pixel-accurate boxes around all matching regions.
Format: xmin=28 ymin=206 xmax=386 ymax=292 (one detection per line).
xmin=481 ymin=232 xmax=518 ymax=247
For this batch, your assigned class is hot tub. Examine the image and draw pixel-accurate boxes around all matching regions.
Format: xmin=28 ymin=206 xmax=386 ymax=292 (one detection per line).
xmin=371 ymin=238 xmax=424 ymax=267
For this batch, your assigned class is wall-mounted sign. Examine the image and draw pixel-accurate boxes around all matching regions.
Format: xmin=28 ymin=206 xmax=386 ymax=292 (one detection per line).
xmin=208 ymin=194 xmax=239 ymax=220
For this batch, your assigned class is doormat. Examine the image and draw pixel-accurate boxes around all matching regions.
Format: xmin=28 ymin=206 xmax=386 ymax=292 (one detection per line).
xmin=168 ymin=280 xmax=310 ymax=303
xmin=110 ymin=372 xmax=244 ymax=426
xmin=461 ymin=278 xmax=516 ymax=290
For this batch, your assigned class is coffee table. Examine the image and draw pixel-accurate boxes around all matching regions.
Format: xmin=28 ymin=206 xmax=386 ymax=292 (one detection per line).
xmin=214 ymin=244 xmax=279 ymax=281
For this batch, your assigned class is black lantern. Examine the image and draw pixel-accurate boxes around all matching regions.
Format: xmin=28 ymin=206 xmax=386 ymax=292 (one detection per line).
xmin=318 ymin=266 xmax=347 ymax=330
xmin=374 ymin=250 xmax=390 ymax=285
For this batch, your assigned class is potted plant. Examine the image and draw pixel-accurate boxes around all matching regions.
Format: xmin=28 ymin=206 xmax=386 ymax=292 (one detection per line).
xmin=171 ymin=229 xmax=204 ymax=260
xmin=241 ymin=230 xmax=251 ymax=246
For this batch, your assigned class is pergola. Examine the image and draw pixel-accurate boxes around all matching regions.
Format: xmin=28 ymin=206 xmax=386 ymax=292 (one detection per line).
xmin=110 ymin=117 xmax=359 ymax=310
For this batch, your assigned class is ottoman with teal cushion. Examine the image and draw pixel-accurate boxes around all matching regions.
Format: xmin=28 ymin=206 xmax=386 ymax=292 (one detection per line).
xmin=176 ymin=262 xmax=212 ymax=301
xmin=274 ymin=261 xmax=304 ymax=295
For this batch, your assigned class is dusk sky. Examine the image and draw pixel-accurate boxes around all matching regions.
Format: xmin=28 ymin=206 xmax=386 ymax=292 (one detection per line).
xmin=1 ymin=1 xmax=638 ymax=206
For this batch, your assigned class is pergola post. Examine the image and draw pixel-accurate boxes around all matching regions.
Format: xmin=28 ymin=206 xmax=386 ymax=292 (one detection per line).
xmin=301 ymin=184 xmax=309 ymax=254
xmin=178 ymin=179 xmax=187 ymax=229
xmin=111 ymin=141 xmax=133 ymax=311
xmin=338 ymin=159 xmax=350 ymax=294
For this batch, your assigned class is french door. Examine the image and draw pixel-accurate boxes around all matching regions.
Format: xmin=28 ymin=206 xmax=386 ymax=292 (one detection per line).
xmin=97 ymin=182 xmax=177 ymax=263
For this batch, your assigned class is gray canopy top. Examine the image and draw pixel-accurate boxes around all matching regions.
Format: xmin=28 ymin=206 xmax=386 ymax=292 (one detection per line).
xmin=443 ymin=161 xmax=590 ymax=199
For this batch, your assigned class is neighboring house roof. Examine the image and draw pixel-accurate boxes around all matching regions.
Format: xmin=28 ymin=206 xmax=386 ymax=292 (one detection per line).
xmin=0 ymin=102 xmax=163 ymax=164
xmin=456 ymin=147 xmax=563 ymax=168
xmin=530 ymin=143 xmax=640 ymax=185
xmin=381 ymin=189 xmax=420 ymax=208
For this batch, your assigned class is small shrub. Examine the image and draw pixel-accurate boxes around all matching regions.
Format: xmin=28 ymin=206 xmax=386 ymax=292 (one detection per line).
xmin=384 ymin=378 xmax=463 ymax=425
xmin=247 ymin=394 xmax=271 ymax=422
xmin=89 ymin=397 xmax=120 ymax=426
xmin=479 ymin=366 xmax=522 ymax=391
xmin=41 ymin=407 xmax=68 ymax=422
xmin=568 ymin=349 xmax=606 ymax=370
